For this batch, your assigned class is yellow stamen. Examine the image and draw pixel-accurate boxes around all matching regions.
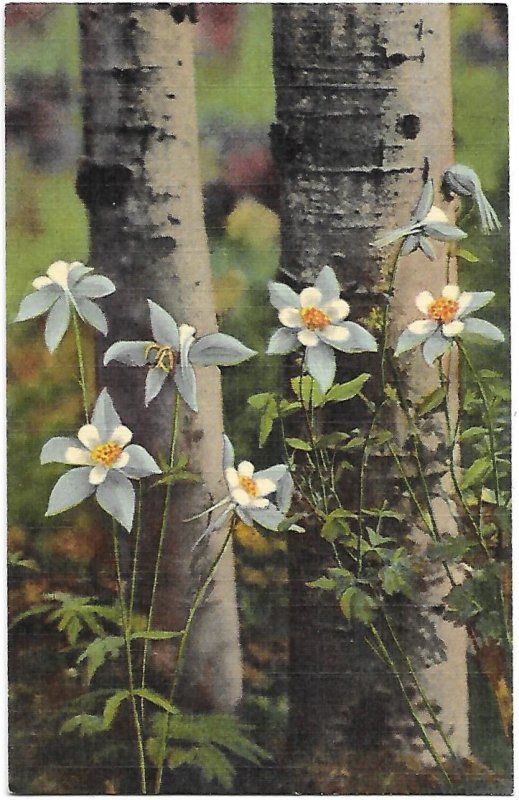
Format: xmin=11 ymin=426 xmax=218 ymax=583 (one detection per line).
xmin=145 ymin=342 xmax=176 ymax=373
xmin=91 ymin=441 xmax=123 ymax=467
xmin=427 ymin=298 xmax=459 ymax=324
xmin=239 ymin=475 xmax=258 ymax=497
xmin=300 ymin=306 xmax=331 ymax=331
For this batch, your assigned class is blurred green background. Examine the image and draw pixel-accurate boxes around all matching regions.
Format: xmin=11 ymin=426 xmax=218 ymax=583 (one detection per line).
xmin=6 ymin=4 xmax=509 ymax=792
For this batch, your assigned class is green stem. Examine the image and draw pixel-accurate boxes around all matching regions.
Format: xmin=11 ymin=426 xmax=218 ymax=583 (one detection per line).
xmin=383 ymin=612 xmax=458 ymax=764
xmin=368 ymin=624 xmax=452 ymax=786
xmin=72 ymin=308 xmax=89 ymax=423
xmin=129 ymin=481 xmax=143 ymax=630
xmin=298 ymin=367 xmax=328 ymax=514
xmin=112 ymin=522 xmax=147 ymax=794
xmin=380 ymin=240 xmax=404 ymax=389
xmin=458 ymin=341 xmax=502 ymax=507
xmin=141 ymin=392 xmax=180 ymax=707
xmin=356 ymin=400 xmax=386 ymax=576
xmin=154 ymin=514 xmax=237 ymax=794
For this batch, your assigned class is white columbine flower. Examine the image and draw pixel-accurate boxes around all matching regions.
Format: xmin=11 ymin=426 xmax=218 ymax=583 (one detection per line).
xmin=395 ymin=284 xmax=504 ymax=366
xmin=104 ymin=300 xmax=256 ymax=411
xmin=267 ymin=265 xmax=377 ymax=393
xmin=372 ymin=178 xmax=467 ymax=260
xmin=442 ymin=163 xmax=501 ymax=234
xmin=14 ymin=260 xmax=115 ymax=352
xmin=187 ymin=435 xmax=297 ymax=543
xmin=41 ymin=388 xmax=161 ymax=531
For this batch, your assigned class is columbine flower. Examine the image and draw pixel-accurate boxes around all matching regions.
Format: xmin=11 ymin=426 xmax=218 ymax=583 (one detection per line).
xmin=41 ymin=388 xmax=161 ymax=531
xmin=442 ymin=163 xmax=501 ymax=234
xmin=104 ymin=300 xmax=256 ymax=411
xmin=267 ymin=265 xmax=377 ymax=393
xmin=395 ymin=284 xmax=504 ymax=366
xmin=372 ymin=178 xmax=467 ymax=260
xmin=187 ymin=435 xmax=297 ymax=543
xmin=14 ymin=260 xmax=115 ymax=352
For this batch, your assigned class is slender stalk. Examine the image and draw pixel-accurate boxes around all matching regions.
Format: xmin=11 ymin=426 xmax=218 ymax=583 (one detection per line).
xmin=112 ymin=522 xmax=147 ymax=794
xmin=458 ymin=341 xmax=501 ymax=507
xmin=154 ymin=514 xmax=237 ymax=794
xmin=356 ymin=401 xmax=385 ymax=576
xmin=129 ymin=481 xmax=143 ymax=629
xmin=297 ymin=367 xmax=328 ymax=513
xmin=368 ymin=624 xmax=452 ymax=786
xmin=380 ymin=240 xmax=405 ymax=389
xmin=383 ymin=612 xmax=458 ymax=764
xmin=72 ymin=308 xmax=89 ymax=423
xmin=141 ymin=392 xmax=181 ymax=702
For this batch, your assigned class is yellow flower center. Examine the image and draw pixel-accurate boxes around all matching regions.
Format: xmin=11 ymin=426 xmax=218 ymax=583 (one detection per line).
xmin=300 ymin=306 xmax=330 ymax=331
xmin=427 ymin=298 xmax=459 ymax=324
xmin=91 ymin=441 xmax=123 ymax=467
xmin=239 ymin=475 xmax=258 ymax=497
xmin=145 ymin=343 xmax=177 ymax=373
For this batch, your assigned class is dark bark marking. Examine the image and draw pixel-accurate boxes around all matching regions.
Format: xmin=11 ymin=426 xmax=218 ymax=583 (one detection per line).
xmin=170 ymin=4 xmax=198 ymax=24
xmin=396 ymin=113 xmax=421 ymax=140
xmin=168 ymin=214 xmax=181 ymax=225
xmin=76 ymin=158 xmax=134 ymax=209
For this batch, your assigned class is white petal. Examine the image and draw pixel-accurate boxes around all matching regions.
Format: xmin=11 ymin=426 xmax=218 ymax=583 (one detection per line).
xmin=298 ymin=329 xmax=319 ymax=347
xmin=442 ymin=320 xmax=465 ymax=338
xmin=423 ymin=206 xmax=448 ymax=224
xmin=113 ymin=450 xmax=130 ymax=470
xmin=225 ymin=467 xmax=240 ymax=490
xmin=65 ymin=446 xmax=92 ymax=465
xmin=320 ymin=324 xmax=349 ymax=342
xmin=279 ymin=307 xmax=302 ymax=329
xmin=322 ymin=298 xmax=350 ymax=322
xmin=254 ymin=477 xmax=276 ymax=498
xmin=408 ymin=319 xmax=437 ymax=335
xmin=47 ymin=261 xmax=71 ymax=290
xmin=110 ymin=425 xmax=133 ymax=447
xmin=230 ymin=487 xmax=252 ymax=507
xmin=250 ymin=497 xmax=269 ymax=509
xmin=442 ymin=284 xmax=460 ymax=301
xmin=89 ymin=465 xmax=108 ymax=485
xmin=179 ymin=323 xmax=196 ymax=350
xmin=415 ymin=291 xmax=434 ymax=315
xmin=299 ymin=286 xmax=322 ymax=307
xmin=32 ymin=276 xmax=53 ymax=290
xmin=456 ymin=291 xmax=473 ymax=318
xmin=237 ymin=460 xmax=255 ymax=479
xmin=77 ymin=424 xmax=101 ymax=450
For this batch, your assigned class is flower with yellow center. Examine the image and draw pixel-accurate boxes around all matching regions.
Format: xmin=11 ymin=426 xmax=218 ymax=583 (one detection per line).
xmin=15 ymin=260 xmax=115 ymax=352
xmin=225 ymin=461 xmax=276 ymax=510
xmin=267 ymin=265 xmax=377 ymax=393
xmin=41 ymin=388 xmax=161 ymax=531
xmin=395 ymin=284 xmax=504 ymax=366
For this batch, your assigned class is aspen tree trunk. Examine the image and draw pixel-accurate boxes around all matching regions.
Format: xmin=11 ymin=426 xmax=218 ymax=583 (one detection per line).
xmin=272 ymin=4 xmax=468 ymax=790
xmin=77 ymin=4 xmax=242 ymax=713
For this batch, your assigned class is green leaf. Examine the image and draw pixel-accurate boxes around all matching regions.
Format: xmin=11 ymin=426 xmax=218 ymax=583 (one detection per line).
xmin=326 ymin=373 xmax=370 ymax=403
xmin=344 ymin=436 xmax=365 ymax=450
xmin=258 ymin=397 xmax=279 ymax=447
xmin=166 ymin=746 xmax=198 ymax=771
xmin=285 ymin=437 xmax=312 ymax=452
xmin=290 ymin=375 xmax=325 ymax=408
xmin=195 ymin=744 xmax=235 ymax=789
xmin=316 ymin=431 xmax=350 ymax=448
xmin=460 ymin=457 xmax=492 ymax=490
xmin=321 ymin=509 xmax=351 ymax=543
xmin=9 ymin=602 xmax=54 ymax=631
xmin=428 ymin=536 xmax=477 ymax=562
xmin=103 ymin=690 xmax=130 ymax=729
xmin=306 ymin=576 xmax=336 ymax=591
xmin=134 ymin=688 xmax=178 ymax=715
xmin=247 ymin=392 xmax=275 ymax=410
xmin=7 ymin=552 xmax=40 ymax=571
xmin=131 ymin=630 xmax=183 ymax=641
xmin=77 ymin=636 xmax=125 ymax=684
xmin=339 ymin=586 xmax=377 ymax=623
xmin=459 ymin=426 xmax=488 ymax=443
xmin=416 ymin=386 xmax=446 ymax=417
xmin=457 ymin=248 xmax=479 ymax=263
xmin=61 ymin=713 xmax=105 ymax=736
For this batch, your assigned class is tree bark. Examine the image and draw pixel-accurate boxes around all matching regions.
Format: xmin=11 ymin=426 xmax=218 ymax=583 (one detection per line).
xmin=78 ymin=3 xmax=242 ymax=713
xmin=272 ymin=3 xmax=468 ymax=789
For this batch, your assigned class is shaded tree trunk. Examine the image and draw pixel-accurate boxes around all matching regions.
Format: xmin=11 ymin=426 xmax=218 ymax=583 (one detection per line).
xmin=78 ymin=4 xmax=242 ymax=713
xmin=272 ymin=3 xmax=468 ymax=790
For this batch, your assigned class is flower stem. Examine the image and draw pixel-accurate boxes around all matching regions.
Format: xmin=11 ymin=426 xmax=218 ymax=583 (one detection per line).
xmin=129 ymin=481 xmax=143 ymax=630
xmin=141 ymin=391 xmax=180 ymax=709
xmin=153 ymin=514 xmax=237 ymax=794
xmin=297 ymin=367 xmax=328 ymax=514
xmin=112 ymin=521 xmax=147 ymax=794
xmin=380 ymin=240 xmax=404 ymax=389
xmin=72 ymin=308 xmax=89 ymax=423
xmin=368 ymin=623 xmax=452 ymax=786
